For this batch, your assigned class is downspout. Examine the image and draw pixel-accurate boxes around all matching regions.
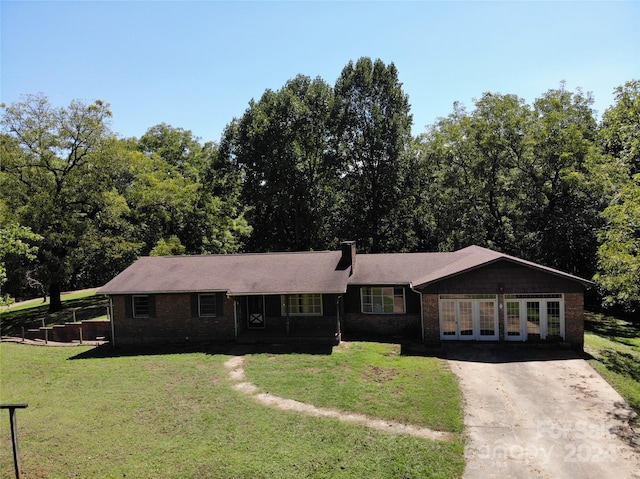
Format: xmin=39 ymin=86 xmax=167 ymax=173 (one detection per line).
xmin=336 ymin=295 xmax=342 ymax=342
xmin=109 ymin=296 xmax=116 ymax=348
xmin=232 ymin=295 xmax=238 ymax=341
xmin=410 ymin=284 xmax=425 ymax=342
xmin=285 ymin=294 xmax=290 ymax=336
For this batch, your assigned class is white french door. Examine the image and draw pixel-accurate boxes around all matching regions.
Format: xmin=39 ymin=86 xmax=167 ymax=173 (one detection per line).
xmin=504 ymin=295 xmax=564 ymax=341
xmin=440 ymin=296 xmax=498 ymax=340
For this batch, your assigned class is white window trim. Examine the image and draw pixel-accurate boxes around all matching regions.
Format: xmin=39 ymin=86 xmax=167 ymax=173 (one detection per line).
xmin=198 ymin=293 xmax=217 ymax=317
xmin=132 ymin=295 xmax=150 ymax=318
xmin=360 ymin=287 xmax=406 ymax=314
xmin=281 ymin=294 xmax=323 ymax=316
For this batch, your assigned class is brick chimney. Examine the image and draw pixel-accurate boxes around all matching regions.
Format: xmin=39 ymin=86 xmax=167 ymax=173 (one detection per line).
xmin=338 ymin=241 xmax=356 ymax=275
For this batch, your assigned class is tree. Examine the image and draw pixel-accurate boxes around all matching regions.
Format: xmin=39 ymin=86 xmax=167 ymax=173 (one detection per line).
xmin=414 ymin=84 xmax=605 ymax=279
xmin=415 ymin=94 xmax=534 ymax=253
xmin=150 ymin=235 xmax=186 ymax=256
xmin=1 ymin=94 xmax=117 ymax=311
xmin=599 ymin=80 xmax=640 ymax=175
xmin=133 ymin=125 xmax=250 ymax=255
xmin=221 ymin=75 xmax=337 ymax=251
xmin=332 ymin=57 xmax=414 ymax=253
xmin=595 ymin=80 xmax=640 ymax=310
xmin=0 ymin=222 xmax=41 ymax=305
xmin=523 ymin=84 xmax=602 ymax=276
xmin=594 ymin=175 xmax=640 ymax=309
xmin=138 ymin=123 xmax=208 ymax=181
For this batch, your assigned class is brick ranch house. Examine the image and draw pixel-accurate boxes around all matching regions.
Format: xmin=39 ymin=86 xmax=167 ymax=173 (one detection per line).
xmin=97 ymin=242 xmax=592 ymax=349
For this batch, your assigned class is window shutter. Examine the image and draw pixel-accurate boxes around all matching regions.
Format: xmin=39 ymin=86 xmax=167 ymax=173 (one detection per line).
xmin=216 ymin=293 xmax=224 ymax=316
xmin=125 ymin=296 xmax=132 ymax=318
xmin=191 ymin=294 xmax=199 ymax=317
xmin=148 ymin=295 xmax=156 ymax=318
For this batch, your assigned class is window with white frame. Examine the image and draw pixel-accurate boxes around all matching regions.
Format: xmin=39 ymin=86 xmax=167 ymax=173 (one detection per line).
xmin=361 ymin=287 xmax=405 ymax=314
xmin=198 ymin=294 xmax=217 ymax=317
xmin=282 ymin=294 xmax=322 ymax=316
xmin=132 ymin=295 xmax=150 ymax=318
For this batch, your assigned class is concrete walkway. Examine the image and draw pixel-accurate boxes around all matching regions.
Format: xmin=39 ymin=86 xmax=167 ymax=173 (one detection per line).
xmin=446 ymin=344 xmax=639 ymax=479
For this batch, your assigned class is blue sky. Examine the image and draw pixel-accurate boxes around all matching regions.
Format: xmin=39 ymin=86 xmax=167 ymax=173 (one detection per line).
xmin=2 ymin=1 xmax=639 ymax=142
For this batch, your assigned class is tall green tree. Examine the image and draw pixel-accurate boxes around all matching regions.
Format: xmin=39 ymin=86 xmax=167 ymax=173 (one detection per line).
xmin=0 ymin=94 xmax=120 ymax=311
xmin=599 ymin=80 xmax=640 ymax=175
xmin=523 ymin=84 xmax=602 ymax=275
xmin=414 ymin=84 xmax=604 ymax=278
xmin=0 ymin=222 xmax=41 ymax=305
xmin=221 ymin=75 xmax=336 ymax=251
xmin=332 ymin=57 xmax=414 ymax=253
xmin=595 ymin=80 xmax=640 ymax=310
xmin=133 ymin=125 xmax=250 ymax=254
xmin=415 ymin=94 xmax=533 ymax=253
xmin=595 ymin=175 xmax=640 ymax=309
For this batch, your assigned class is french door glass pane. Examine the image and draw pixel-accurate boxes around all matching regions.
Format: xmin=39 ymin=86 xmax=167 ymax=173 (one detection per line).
xmin=547 ymin=301 xmax=561 ymax=336
xmin=442 ymin=302 xmax=456 ymax=336
xmin=459 ymin=301 xmax=473 ymax=336
xmin=479 ymin=301 xmax=495 ymax=335
xmin=527 ymin=302 xmax=540 ymax=335
xmin=506 ymin=301 xmax=521 ymax=336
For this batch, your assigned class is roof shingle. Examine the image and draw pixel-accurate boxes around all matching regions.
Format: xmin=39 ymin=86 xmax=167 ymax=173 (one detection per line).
xmin=97 ymin=245 xmax=592 ymax=295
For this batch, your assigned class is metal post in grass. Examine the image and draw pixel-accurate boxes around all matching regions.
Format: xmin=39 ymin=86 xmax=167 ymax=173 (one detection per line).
xmin=79 ymin=326 xmax=83 ymax=344
xmin=1 ymin=404 xmax=28 ymax=479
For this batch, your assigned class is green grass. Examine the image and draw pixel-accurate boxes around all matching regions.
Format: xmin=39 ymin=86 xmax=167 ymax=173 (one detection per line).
xmin=245 ymin=342 xmax=463 ymax=433
xmin=0 ymin=343 xmax=465 ymax=479
xmin=584 ymin=311 xmax=640 ymax=417
xmin=1 ymin=290 xmax=107 ymax=335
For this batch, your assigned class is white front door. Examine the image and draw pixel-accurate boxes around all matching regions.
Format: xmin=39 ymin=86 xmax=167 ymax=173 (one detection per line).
xmin=440 ymin=296 xmax=498 ymax=340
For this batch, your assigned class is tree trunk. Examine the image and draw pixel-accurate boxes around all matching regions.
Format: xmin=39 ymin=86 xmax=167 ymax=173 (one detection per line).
xmin=48 ymin=282 xmax=63 ymax=313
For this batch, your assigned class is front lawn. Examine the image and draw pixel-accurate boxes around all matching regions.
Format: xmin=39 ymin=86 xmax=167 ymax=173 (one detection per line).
xmin=0 ymin=343 xmax=464 ymax=478
xmin=244 ymin=342 xmax=463 ymax=433
xmin=584 ymin=311 xmax=640 ymax=417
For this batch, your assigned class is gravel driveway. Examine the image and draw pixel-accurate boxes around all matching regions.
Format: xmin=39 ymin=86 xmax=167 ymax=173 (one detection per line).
xmin=445 ymin=343 xmax=639 ymax=479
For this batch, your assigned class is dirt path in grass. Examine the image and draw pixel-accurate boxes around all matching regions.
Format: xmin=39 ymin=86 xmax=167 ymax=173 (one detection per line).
xmin=223 ymin=355 xmax=455 ymax=442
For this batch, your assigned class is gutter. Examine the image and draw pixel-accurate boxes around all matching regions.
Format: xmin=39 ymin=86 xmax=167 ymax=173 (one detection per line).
xmin=232 ymin=294 xmax=238 ymax=341
xmin=108 ymin=296 xmax=116 ymax=348
xmin=410 ymin=283 xmax=425 ymax=342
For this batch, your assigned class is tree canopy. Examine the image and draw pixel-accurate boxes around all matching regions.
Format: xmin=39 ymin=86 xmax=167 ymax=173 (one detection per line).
xmin=1 ymin=63 xmax=638 ymax=312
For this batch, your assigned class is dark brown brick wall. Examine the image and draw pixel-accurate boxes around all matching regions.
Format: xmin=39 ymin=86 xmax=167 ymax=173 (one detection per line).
xmin=564 ymin=292 xmax=585 ymax=348
xmin=343 ymin=312 xmax=422 ymax=340
xmin=418 ymin=260 xmax=587 ymax=348
xmin=111 ymin=294 xmax=236 ymax=344
xmin=421 ymin=294 xmax=440 ymax=344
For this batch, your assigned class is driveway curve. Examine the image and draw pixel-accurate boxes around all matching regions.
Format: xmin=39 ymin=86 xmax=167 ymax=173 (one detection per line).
xmin=446 ymin=343 xmax=639 ymax=479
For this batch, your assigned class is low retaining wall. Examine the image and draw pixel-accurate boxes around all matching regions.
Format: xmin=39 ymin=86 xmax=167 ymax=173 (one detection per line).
xmin=24 ymin=320 xmax=110 ymax=343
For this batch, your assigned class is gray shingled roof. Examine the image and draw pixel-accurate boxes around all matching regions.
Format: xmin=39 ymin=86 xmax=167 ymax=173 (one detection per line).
xmin=353 ymin=246 xmax=593 ymax=287
xmin=97 ymin=245 xmax=592 ymax=295
xmin=97 ymin=251 xmax=351 ymax=295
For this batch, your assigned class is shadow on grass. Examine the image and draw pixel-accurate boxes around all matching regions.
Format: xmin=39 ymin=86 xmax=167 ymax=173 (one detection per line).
xmin=67 ymin=341 xmax=335 ymax=360
xmin=597 ymin=349 xmax=640 ymax=383
xmin=585 ymin=311 xmax=640 ymax=341
xmin=1 ymin=295 xmax=109 ymax=335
